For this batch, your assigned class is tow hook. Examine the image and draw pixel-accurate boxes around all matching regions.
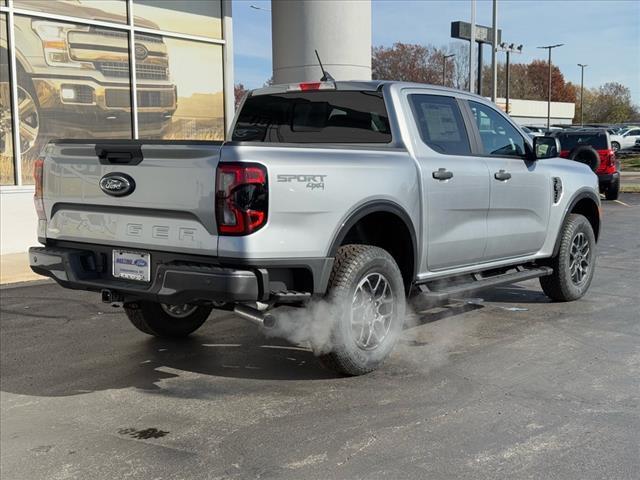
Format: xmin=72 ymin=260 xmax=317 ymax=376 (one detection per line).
xmin=234 ymin=304 xmax=277 ymax=329
xmin=101 ymin=289 xmax=124 ymax=307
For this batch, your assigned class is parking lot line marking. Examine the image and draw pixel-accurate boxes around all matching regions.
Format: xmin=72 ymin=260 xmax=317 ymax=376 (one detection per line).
xmin=614 ymin=199 xmax=631 ymax=207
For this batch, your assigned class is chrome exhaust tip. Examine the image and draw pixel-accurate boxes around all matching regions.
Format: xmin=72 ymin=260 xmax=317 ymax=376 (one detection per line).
xmin=234 ymin=304 xmax=277 ymax=329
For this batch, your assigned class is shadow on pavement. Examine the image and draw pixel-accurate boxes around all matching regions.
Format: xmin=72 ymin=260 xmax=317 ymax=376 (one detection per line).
xmin=1 ymin=290 xmax=487 ymax=397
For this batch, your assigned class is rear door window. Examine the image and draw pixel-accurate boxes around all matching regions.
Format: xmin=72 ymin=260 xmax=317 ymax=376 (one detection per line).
xmin=232 ymin=91 xmax=391 ymax=143
xmin=408 ymin=94 xmax=471 ymax=155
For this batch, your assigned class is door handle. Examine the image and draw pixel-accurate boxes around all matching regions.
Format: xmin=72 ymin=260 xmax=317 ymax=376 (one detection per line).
xmin=432 ymin=168 xmax=453 ymax=180
xmin=494 ymin=170 xmax=512 ymax=181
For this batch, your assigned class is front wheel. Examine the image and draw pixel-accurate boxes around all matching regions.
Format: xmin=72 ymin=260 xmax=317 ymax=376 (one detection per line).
xmin=318 ymin=245 xmax=406 ymax=376
xmin=611 ymin=141 xmax=620 ymax=152
xmin=124 ymin=301 xmax=212 ymax=338
xmin=540 ymin=214 xmax=596 ymax=302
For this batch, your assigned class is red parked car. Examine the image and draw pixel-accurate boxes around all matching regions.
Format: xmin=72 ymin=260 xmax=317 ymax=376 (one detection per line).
xmin=553 ymin=129 xmax=620 ymax=200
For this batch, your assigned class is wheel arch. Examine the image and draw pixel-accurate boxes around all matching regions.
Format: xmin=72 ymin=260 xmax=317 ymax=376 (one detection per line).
xmin=553 ymin=189 xmax=601 ymax=256
xmin=327 ymin=200 xmax=418 ymax=291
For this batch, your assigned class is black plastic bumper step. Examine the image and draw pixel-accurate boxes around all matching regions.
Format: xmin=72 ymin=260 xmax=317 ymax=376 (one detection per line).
xmin=419 ymin=266 xmax=553 ymax=302
xmin=271 ymin=290 xmax=312 ymax=303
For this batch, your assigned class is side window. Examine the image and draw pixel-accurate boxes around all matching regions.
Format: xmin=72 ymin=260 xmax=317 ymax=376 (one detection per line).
xmin=627 ymin=129 xmax=640 ymax=136
xmin=408 ymin=94 xmax=471 ymax=155
xmin=469 ymin=101 xmax=527 ymax=157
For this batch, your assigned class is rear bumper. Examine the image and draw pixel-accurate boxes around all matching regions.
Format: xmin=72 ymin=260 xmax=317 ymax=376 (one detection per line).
xmin=29 ymin=244 xmax=334 ymax=304
xmin=598 ymin=171 xmax=620 ymax=188
xmin=30 ymin=246 xmax=260 ymax=304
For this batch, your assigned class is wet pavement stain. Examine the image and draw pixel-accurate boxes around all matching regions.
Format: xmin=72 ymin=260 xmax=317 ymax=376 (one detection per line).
xmin=117 ymin=427 xmax=169 ymax=440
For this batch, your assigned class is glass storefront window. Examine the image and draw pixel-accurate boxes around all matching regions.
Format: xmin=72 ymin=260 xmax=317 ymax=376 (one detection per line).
xmin=14 ymin=15 xmax=132 ymax=184
xmin=1 ymin=13 xmax=15 ymax=185
xmin=133 ymin=1 xmax=222 ymax=40
xmin=13 ymin=1 xmax=127 ymax=24
xmin=136 ymin=34 xmax=224 ymax=141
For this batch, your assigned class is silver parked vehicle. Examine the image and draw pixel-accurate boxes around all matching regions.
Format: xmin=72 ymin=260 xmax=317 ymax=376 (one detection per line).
xmin=30 ymin=81 xmax=601 ymax=375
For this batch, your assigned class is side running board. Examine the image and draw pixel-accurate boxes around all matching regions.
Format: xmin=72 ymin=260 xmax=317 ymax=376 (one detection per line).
xmin=418 ymin=266 xmax=553 ymax=303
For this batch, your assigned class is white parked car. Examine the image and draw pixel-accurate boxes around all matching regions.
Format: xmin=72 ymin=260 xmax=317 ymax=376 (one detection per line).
xmin=523 ymin=125 xmax=546 ymax=136
xmin=521 ymin=126 xmax=542 ymax=138
xmin=610 ymin=127 xmax=640 ymax=151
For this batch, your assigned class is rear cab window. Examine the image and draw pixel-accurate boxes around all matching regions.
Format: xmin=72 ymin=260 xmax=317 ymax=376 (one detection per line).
xmin=232 ymin=91 xmax=391 ymax=143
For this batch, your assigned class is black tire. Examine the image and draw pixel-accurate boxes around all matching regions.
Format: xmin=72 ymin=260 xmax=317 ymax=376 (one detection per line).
xmin=568 ymin=145 xmax=600 ymax=172
xmin=124 ymin=301 xmax=212 ymax=338
xmin=604 ymin=179 xmax=620 ymax=201
xmin=540 ymin=214 xmax=596 ymax=302
xmin=318 ymin=245 xmax=406 ymax=376
xmin=611 ymin=141 xmax=620 ymax=152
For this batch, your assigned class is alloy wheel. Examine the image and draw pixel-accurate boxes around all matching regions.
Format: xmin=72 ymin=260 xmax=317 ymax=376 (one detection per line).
xmin=350 ymin=272 xmax=395 ymax=350
xmin=569 ymin=232 xmax=590 ymax=285
xmin=17 ymin=85 xmax=40 ymax=154
xmin=161 ymin=303 xmax=199 ymax=318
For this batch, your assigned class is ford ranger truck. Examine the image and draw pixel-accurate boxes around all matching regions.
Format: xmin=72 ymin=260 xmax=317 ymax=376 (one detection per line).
xmin=29 ymin=81 xmax=601 ymax=376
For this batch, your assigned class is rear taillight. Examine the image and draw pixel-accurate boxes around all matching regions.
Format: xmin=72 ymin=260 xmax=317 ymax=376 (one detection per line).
xmin=608 ymin=149 xmax=616 ymax=167
xmin=33 ymin=158 xmax=46 ymax=220
xmin=215 ymin=163 xmax=268 ymax=235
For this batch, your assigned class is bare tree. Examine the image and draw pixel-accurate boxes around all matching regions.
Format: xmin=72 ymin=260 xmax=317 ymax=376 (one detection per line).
xmin=234 ymin=83 xmax=248 ymax=108
xmin=448 ymin=42 xmax=469 ymax=91
xmin=372 ymin=43 xmax=442 ymax=84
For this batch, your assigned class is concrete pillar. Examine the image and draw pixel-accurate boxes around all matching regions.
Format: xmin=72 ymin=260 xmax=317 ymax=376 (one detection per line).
xmin=271 ymin=0 xmax=371 ymax=84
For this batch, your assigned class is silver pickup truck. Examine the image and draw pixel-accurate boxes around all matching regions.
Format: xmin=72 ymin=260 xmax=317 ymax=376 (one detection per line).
xmin=30 ymin=81 xmax=601 ymax=375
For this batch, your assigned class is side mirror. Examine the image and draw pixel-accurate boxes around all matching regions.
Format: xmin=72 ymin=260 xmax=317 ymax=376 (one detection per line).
xmin=533 ymin=136 xmax=560 ymax=159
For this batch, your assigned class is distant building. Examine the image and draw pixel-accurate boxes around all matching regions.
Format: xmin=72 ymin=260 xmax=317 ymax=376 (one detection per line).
xmin=494 ymin=98 xmax=576 ymax=126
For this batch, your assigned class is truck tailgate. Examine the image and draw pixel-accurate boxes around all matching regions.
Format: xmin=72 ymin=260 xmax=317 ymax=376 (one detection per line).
xmin=42 ymin=140 xmax=221 ymax=255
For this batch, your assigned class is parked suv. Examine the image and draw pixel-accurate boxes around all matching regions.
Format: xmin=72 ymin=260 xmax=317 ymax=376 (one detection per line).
xmin=0 ymin=13 xmax=177 ymax=157
xmin=30 ymin=81 xmax=601 ymax=376
xmin=552 ymin=129 xmax=620 ymax=200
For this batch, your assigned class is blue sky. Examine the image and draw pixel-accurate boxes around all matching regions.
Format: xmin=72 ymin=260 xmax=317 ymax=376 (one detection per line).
xmin=233 ymin=0 xmax=640 ymax=103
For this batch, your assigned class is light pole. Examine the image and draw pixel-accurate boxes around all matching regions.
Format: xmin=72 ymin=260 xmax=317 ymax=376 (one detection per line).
xmin=442 ymin=53 xmax=455 ymax=86
xmin=469 ymin=0 xmax=476 ymax=93
xmin=537 ymin=43 xmax=564 ymax=130
xmin=491 ymin=0 xmax=498 ymax=102
xmin=578 ymin=63 xmax=588 ymax=126
xmin=498 ymin=43 xmax=522 ymax=114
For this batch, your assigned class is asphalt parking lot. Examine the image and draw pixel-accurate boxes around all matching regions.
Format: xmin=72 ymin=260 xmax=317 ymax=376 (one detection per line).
xmin=1 ymin=194 xmax=639 ymax=480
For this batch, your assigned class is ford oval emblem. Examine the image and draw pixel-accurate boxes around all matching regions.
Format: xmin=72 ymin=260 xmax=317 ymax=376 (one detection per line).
xmin=134 ymin=43 xmax=148 ymax=61
xmin=99 ymin=172 xmax=135 ymax=197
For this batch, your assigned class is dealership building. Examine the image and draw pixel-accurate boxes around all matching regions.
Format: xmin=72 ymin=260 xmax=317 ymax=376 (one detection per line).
xmin=0 ymin=0 xmax=573 ymax=259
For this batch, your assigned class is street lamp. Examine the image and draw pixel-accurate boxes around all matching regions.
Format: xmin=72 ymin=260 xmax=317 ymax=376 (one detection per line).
xmin=498 ymin=42 xmax=522 ymax=114
xmin=578 ymin=63 xmax=588 ymax=126
xmin=537 ymin=43 xmax=564 ymax=130
xmin=442 ymin=53 xmax=455 ymax=87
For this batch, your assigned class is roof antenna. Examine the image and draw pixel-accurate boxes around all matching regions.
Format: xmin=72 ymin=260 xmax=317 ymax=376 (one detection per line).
xmin=315 ymin=49 xmax=335 ymax=82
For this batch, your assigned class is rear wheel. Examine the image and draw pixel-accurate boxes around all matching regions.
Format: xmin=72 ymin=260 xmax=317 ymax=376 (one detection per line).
xmin=540 ymin=214 xmax=596 ymax=302
xmin=318 ymin=245 xmax=406 ymax=376
xmin=604 ymin=178 xmax=620 ymax=201
xmin=124 ymin=301 xmax=212 ymax=338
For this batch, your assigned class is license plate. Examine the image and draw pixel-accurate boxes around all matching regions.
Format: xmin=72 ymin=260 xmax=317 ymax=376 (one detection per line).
xmin=112 ymin=250 xmax=151 ymax=282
